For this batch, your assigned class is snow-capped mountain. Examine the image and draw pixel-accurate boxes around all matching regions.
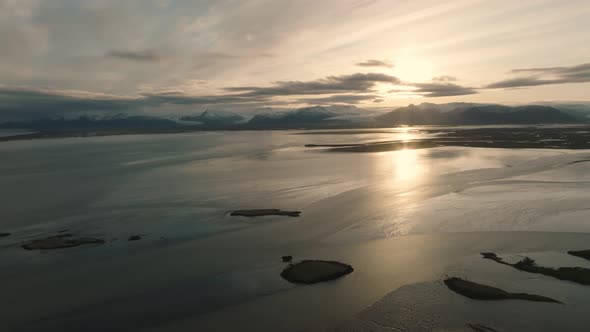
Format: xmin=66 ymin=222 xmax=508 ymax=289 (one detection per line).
xmin=2 ymin=102 xmax=587 ymax=133
xmin=180 ymin=109 xmax=246 ymax=125
xmin=324 ymin=105 xmax=365 ymax=115
xmin=248 ymin=106 xmax=339 ymax=127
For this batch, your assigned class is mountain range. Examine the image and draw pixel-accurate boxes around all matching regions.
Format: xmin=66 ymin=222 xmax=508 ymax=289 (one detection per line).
xmin=1 ymin=102 xmax=588 ymax=133
xmin=376 ymin=104 xmax=577 ymax=126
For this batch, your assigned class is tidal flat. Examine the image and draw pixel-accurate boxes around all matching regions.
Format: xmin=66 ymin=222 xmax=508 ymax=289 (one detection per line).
xmin=1 ymin=127 xmax=590 ymax=331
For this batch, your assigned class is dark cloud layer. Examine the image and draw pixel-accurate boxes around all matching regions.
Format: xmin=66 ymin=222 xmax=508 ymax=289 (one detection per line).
xmin=0 ymin=87 xmax=267 ymax=121
xmin=355 ymin=59 xmax=394 ymax=68
xmin=0 ymin=72 xmax=401 ymax=120
xmin=296 ymin=94 xmax=377 ymax=104
xmin=0 ymin=87 xmax=135 ymax=111
xmin=140 ymin=92 xmax=266 ymax=105
xmin=107 ymin=49 xmax=163 ymax=62
xmin=488 ymin=62 xmax=590 ymax=88
xmin=432 ymin=75 xmax=457 ymax=82
xmin=225 ymin=73 xmax=401 ymax=96
xmin=486 ymin=77 xmax=560 ymax=89
xmin=0 ymin=72 xmax=400 ymax=119
xmin=509 ymin=67 xmax=565 ymax=74
xmin=409 ymin=82 xmax=478 ymax=97
xmin=0 ymin=70 xmax=476 ymax=121
xmin=0 ymin=87 xmax=136 ymax=120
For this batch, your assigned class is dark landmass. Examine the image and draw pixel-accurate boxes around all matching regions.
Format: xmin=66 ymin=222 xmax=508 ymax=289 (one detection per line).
xmin=444 ymin=277 xmax=561 ymax=303
xmin=429 ymin=126 xmax=590 ymax=149
xmin=0 ymin=128 xmax=196 ymax=143
xmin=0 ymin=115 xmax=184 ymax=132
xmin=567 ymin=250 xmax=590 ymax=261
xmin=307 ymin=126 xmax=590 ymax=152
xmin=282 ymin=255 xmax=293 ymax=262
xmin=325 ymin=140 xmax=440 ymax=152
xmin=0 ymin=232 xmax=11 ymax=238
xmin=230 ymin=209 xmax=301 ymax=217
xmin=281 ymin=260 xmax=354 ymax=284
xmin=22 ymin=234 xmax=105 ymax=250
xmin=481 ymin=252 xmax=590 ymax=285
xmin=128 ymin=235 xmax=142 ymax=241
xmin=305 ymin=143 xmax=368 ymax=148
xmin=296 ymin=130 xmax=398 ymax=135
xmin=467 ymin=323 xmax=499 ymax=332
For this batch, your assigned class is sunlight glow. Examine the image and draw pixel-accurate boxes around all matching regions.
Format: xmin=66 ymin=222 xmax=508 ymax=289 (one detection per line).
xmin=394 ymin=54 xmax=435 ymax=82
xmin=373 ymin=128 xmax=427 ymax=185
xmin=389 ymin=128 xmax=427 ymax=183
xmin=392 ymin=148 xmax=422 ymax=183
xmin=397 ymin=127 xmax=415 ymax=142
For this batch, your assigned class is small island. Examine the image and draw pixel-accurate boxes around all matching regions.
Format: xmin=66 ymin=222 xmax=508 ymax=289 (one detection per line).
xmin=444 ymin=277 xmax=561 ymax=303
xmin=281 ymin=255 xmax=293 ymax=262
xmin=481 ymin=252 xmax=590 ymax=285
xmin=230 ymin=209 xmax=301 ymax=217
xmin=281 ymin=260 xmax=353 ymax=284
xmin=22 ymin=234 xmax=105 ymax=250
xmin=568 ymin=249 xmax=590 ymax=261
xmin=128 ymin=235 xmax=142 ymax=241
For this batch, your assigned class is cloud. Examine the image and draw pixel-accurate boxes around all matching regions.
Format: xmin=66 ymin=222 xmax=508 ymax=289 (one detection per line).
xmin=488 ymin=62 xmax=590 ymax=89
xmin=107 ymin=49 xmax=163 ymax=62
xmin=0 ymin=0 xmax=588 ymax=104
xmin=508 ymin=63 xmax=590 ymax=77
xmin=0 ymin=86 xmax=138 ymax=120
xmin=432 ymin=75 xmax=457 ymax=82
xmin=486 ymin=77 xmax=561 ymax=89
xmin=0 ymin=72 xmax=403 ymax=120
xmin=406 ymin=82 xmax=478 ymax=97
xmin=0 ymin=71 xmax=399 ymax=120
xmin=509 ymin=67 xmax=565 ymax=74
xmin=356 ymin=59 xmax=394 ymax=68
xmin=296 ymin=94 xmax=378 ymax=104
xmin=0 ymin=86 xmax=272 ymax=121
xmin=201 ymin=51 xmax=275 ymax=59
xmin=225 ymin=73 xmax=401 ymax=97
xmin=140 ymin=91 xmax=267 ymax=105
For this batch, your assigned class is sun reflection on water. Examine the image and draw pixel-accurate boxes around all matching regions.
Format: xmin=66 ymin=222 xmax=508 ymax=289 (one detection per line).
xmin=391 ymin=148 xmax=422 ymax=183
xmin=396 ymin=127 xmax=415 ymax=142
xmin=385 ymin=128 xmax=427 ymax=184
xmin=367 ymin=131 xmax=431 ymax=238
xmin=369 ymin=146 xmax=429 ymax=238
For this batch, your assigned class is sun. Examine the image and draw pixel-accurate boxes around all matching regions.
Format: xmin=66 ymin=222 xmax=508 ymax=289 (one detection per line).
xmin=393 ymin=54 xmax=435 ymax=83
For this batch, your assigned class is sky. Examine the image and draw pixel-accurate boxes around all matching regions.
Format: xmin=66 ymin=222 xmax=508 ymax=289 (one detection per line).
xmin=1 ymin=0 xmax=590 ymax=119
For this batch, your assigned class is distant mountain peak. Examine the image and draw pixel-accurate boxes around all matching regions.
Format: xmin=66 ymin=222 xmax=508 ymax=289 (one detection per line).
xmin=376 ymin=103 xmax=576 ymax=125
xmin=179 ymin=109 xmax=245 ymax=125
xmin=292 ymin=105 xmax=331 ymax=116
